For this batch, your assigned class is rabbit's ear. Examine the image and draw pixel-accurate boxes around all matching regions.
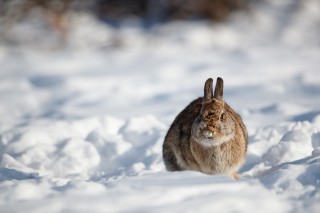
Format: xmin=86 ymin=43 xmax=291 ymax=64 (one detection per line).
xmin=204 ymin=78 xmax=213 ymax=101
xmin=214 ymin=77 xmax=224 ymax=101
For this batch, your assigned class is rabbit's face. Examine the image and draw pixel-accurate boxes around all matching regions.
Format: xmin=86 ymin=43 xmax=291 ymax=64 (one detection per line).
xmin=191 ymin=99 xmax=235 ymax=147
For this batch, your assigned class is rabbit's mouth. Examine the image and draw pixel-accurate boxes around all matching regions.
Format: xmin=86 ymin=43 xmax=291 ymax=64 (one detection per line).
xmin=203 ymin=131 xmax=214 ymax=139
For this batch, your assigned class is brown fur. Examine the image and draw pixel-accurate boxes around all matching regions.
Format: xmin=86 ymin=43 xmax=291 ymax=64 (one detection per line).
xmin=162 ymin=78 xmax=248 ymax=178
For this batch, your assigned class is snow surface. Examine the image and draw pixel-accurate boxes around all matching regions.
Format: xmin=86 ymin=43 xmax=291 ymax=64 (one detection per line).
xmin=0 ymin=0 xmax=320 ymax=212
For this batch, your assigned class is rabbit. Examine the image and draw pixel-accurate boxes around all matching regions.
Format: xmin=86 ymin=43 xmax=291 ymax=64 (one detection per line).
xmin=162 ymin=77 xmax=248 ymax=179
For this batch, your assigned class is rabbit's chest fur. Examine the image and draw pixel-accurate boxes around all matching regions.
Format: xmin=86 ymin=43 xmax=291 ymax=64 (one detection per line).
xmin=190 ymin=138 xmax=245 ymax=174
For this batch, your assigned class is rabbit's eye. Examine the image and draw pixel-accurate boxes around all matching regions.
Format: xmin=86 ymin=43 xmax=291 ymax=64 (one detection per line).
xmin=208 ymin=112 xmax=214 ymax=117
xmin=220 ymin=113 xmax=225 ymax=121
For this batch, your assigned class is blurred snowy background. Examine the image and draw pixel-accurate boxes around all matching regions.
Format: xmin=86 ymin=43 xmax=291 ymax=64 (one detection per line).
xmin=0 ymin=0 xmax=320 ymax=212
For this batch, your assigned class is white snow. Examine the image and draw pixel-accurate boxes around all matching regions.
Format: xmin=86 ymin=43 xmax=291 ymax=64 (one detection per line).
xmin=1 ymin=0 xmax=320 ymax=212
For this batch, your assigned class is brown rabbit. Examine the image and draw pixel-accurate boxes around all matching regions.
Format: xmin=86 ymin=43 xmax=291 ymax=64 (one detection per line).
xmin=162 ymin=77 xmax=248 ymax=179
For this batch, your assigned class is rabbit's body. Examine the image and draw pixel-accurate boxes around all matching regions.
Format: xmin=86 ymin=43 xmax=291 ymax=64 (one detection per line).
xmin=163 ymin=78 xmax=247 ymax=178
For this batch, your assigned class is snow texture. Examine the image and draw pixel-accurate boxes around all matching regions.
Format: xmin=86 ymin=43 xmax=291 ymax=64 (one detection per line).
xmin=0 ymin=0 xmax=320 ymax=212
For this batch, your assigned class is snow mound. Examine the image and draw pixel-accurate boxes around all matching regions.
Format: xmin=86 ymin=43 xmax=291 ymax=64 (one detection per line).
xmin=262 ymin=121 xmax=317 ymax=165
xmin=0 ymin=115 xmax=166 ymax=180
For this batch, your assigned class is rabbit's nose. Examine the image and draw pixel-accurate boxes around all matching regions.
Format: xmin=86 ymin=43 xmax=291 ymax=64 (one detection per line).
xmin=207 ymin=126 xmax=216 ymax=134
